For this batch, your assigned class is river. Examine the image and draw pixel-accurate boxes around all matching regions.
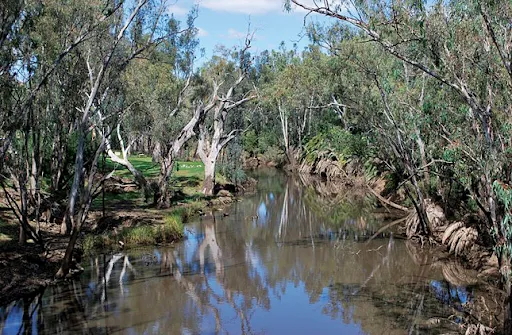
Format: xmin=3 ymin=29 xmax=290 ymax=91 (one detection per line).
xmin=0 ymin=171 xmax=500 ymax=334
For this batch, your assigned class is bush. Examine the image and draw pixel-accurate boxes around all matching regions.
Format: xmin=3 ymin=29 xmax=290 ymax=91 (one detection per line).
xmin=82 ymin=234 xmax=109 ymax=253
xmin=260 ymin=145 xmax=285 ymax=166
xmin=120 ymin=225 xmax=156 ymax=246
xmin=303 ymin=127 xmax=371 ymax=164
xmin=243 ymin=129 xmax=259 ymax=156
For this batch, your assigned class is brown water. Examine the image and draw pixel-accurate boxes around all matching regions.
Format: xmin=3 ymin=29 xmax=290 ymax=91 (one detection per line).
xmin=0 ymin=171 xmax=493 ymax=334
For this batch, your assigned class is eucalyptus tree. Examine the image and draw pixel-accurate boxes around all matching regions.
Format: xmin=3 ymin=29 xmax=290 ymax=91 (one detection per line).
xmin=196 ymin=39 xmax=256 ymax=196
xmin=287 ymin=0 xmax=512 ymax=330
xmin=101 ymin=8 xmax=199 ymax=208
xmin=287 ymin=0 xmax=512 ymax=239
xmin=259 ymin=46 xmax=332 ymax=166
xmin=0 ymin=0 xmax=117 ymax=245
xmin=56 ymin=0 xmax=194 ymax=278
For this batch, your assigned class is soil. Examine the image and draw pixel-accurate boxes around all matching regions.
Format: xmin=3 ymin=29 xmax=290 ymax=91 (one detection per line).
xmin=0 ymin=220 xmax=68 ymax=306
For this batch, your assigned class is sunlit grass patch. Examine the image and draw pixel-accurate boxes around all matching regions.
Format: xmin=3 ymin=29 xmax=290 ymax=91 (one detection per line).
xmin=82 ymin=213 xmax=185 ymax=253
xmin=120 ymin=225 xmax=156 ymax=246
xmin=0 ymin=219 xmax=16 ymax=246
xmin=173 ymin=161 xmax=204 ymax=179
xmin=104 ymin=154 xmax=205 ymax=180
xmin=158 ymin=214 xmax=184 ymax=242
xmin=104 ymin=155 xmax=160 ymax=178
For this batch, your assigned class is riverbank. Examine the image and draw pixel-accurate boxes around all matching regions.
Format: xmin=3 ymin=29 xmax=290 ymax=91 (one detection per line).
xmin=288 ymin=155 xmax=502 ymax=282
xmin=0 ymin=192 xmax=240 ymax=306
xmin=0 ymin=158 xmax=249 ymax=306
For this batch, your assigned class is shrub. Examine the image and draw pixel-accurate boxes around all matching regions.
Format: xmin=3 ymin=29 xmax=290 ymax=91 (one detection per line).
xmin=82 ymin=234 xmax=109 ymax=253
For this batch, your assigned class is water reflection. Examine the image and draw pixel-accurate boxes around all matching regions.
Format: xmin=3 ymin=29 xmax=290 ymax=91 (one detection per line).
xmin=0 ymin=173 xmax=503 ymax=334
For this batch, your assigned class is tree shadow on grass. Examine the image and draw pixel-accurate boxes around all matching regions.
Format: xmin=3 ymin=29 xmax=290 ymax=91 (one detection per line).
xmin=0 ymin=217 xmax=18 ymax=251
xmin=90 ymin=190 xmax=148 ymax=211
xmin=172 ymin=176 xmax=201 ymax=188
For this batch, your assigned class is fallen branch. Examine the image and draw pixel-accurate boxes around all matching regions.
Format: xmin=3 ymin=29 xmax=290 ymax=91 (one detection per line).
xmin=367 ymin=185 xmax=409 ymax=212
xmin=366 ymin=216 xmax=408 ymax=244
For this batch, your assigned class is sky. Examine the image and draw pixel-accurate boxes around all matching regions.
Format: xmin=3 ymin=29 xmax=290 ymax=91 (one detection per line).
xmin=166 ymin=0 xmax=331 ymax=64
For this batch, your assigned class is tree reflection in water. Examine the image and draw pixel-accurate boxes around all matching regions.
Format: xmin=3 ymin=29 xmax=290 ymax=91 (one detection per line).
xmin=0 ymin=172 xmax=504 ymax=334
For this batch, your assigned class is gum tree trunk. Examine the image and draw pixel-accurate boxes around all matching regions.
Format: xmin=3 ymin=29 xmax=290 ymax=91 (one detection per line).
xmin=202 ymin=160 xmax=216 ymax=196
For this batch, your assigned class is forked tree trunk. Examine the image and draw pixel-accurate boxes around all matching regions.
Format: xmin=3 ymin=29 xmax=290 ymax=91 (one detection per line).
xmin=196 ymin=77 xmax=255 ymax=196
xmin=155 ymin=96 xmax=219 ymax=208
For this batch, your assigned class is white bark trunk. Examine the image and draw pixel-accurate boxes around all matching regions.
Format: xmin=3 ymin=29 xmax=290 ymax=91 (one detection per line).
xmin=203 ymin=160 xmax=216 ymax=196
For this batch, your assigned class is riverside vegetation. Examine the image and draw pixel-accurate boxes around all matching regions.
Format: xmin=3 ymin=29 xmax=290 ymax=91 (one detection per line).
xmin=1 ymin=0 xmax=512 ymax=333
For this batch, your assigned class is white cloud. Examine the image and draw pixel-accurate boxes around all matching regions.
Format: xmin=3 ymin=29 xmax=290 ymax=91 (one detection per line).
xmin=198 ymin=0 xmax=283 ymax=15
xmin=167 ymin=3 xmax=190 ymax=16
xmin=197 ymin=27 xmax=209 ymax=37
xmin=289 ymin=0 xmax=354 ymax=15
xmin=227 ymin=28 xmax=247 ymax=39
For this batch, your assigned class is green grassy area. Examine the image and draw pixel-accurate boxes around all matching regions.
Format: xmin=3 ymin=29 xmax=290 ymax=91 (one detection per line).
xmin=104 ymin=155 xmax=205 ymax=180
xmin=82 ymin=211 xmax=185 ymax=253
xmin=84 ymin=155 xmax=235 ymax=252
xmin=91 ymin=156 xmax=208 ymax=209
xmin=94 ymin=155 xmax=230 ymax=209
xmin=91 ymin=189 xmax=145 ymax=210
xmin=104 ymin=155 xmax=161 ymax=178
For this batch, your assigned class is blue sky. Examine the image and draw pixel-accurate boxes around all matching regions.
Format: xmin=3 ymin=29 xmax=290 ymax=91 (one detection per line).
xmin=167 ymin=0 xmax=330 ymax=63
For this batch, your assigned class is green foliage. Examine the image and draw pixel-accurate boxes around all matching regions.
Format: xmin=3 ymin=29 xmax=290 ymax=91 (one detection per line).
xmin=363 ymin=160 xmax=378 ymax=182
xmin=303 ymin=127 xmax=370 ymax=164
xmin=159 ymin=214 xmax=185 ymax=242
xmin=219 ymin=137 xmax=246 ymax=185
xmin=119 ymin=226 xmax=157 ymax=246
xmin=82 ymin=234 xmax=109 ymax=254
xmin=260 ymin=146 xmax=286 ymax=166
xmin=243 ymin=130 xmax=259 ymax=155
xmin=492 ymin=181 xmax=512 ymax=279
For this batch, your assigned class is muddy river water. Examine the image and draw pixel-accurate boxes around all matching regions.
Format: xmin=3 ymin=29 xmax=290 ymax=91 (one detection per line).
xmin=0 ymin=171 xmax=501 ymax=334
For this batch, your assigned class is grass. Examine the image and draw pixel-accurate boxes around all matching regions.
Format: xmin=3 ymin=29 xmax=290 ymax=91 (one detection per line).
xmin=91 ymin=190 xmax=144 ymax=209
xmin=94 ymin=155 xmax=231 ymax=210
xmin=104 ymin=155 xmax=225 ymax=185
xmin=83 ymin=154 xmax=234 ymax=253
xmin=0 ymin=218 xmax=17 ymax=249
xmin=104 ymin=155 xmax=205 ymax=180
xmin=104 ymin=155 xmax=161 ymax=179
xmin=82 ymin=212 xmax=185 ymax=254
